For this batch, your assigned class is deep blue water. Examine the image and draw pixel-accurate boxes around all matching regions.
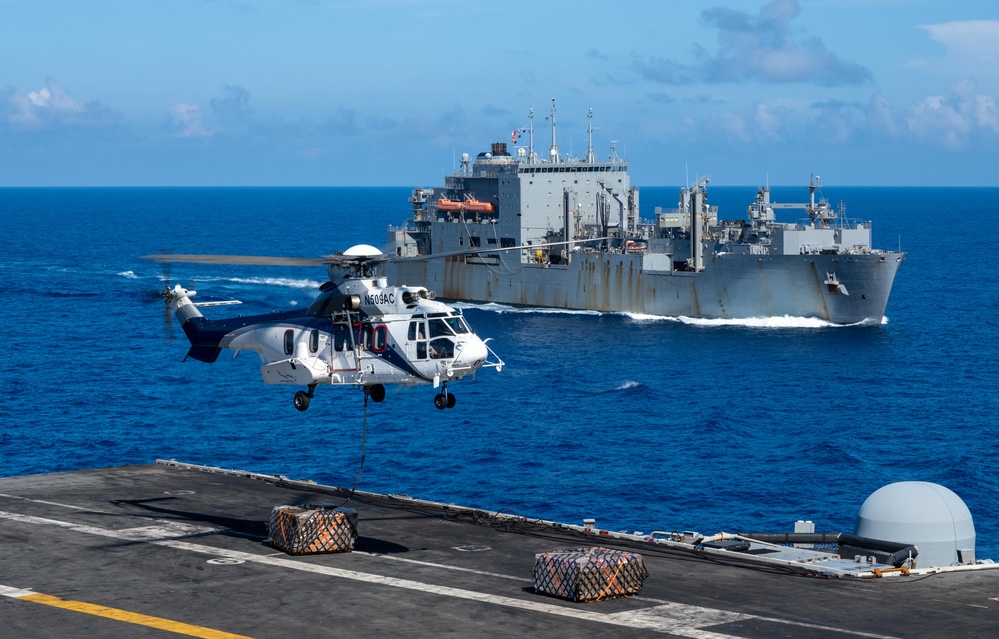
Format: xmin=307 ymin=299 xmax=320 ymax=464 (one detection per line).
xmin=2 ymin=185 xmax=997 ymax=559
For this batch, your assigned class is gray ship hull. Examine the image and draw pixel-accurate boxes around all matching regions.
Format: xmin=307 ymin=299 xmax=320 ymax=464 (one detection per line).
xmin=390 ymin=250 xmax=904 ymax=325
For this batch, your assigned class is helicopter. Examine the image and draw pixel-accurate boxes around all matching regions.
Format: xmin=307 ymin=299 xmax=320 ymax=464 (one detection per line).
xmin=146 ymin=244 xmax=504 ymax=411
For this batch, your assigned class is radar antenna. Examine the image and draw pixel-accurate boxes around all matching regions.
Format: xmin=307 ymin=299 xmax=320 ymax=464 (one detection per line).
xmin=549 ymin=98 xmax=559 ymax=164
xmin=586 ymin=107 xmax=595 ymax=163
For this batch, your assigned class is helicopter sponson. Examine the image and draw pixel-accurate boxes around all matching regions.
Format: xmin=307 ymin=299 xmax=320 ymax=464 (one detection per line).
xmin=162 ymin=277 xmax=503 ymax=412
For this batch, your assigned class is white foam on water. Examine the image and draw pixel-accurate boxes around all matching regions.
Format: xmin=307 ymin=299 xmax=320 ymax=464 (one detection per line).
xmin=451 ymin=302 xmax=602 ymax=316
xmin=195 ymin=276 xmax=323 ymax=290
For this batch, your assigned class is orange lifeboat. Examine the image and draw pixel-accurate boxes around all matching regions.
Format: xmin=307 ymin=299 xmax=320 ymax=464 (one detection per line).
xmin=436 ymin=198 xmax=463 ymax=212
xmin=462 ymin=198 xmax=494 ymax=213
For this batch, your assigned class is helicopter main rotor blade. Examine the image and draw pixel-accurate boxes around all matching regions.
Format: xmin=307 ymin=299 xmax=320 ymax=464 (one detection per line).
xmin=144 ymin=237 xmax=612 ymax=269
xmin=143 ymin=254 xmax=338 ymax=267
xmin=383 ymin=236 xmax=613 ymax=264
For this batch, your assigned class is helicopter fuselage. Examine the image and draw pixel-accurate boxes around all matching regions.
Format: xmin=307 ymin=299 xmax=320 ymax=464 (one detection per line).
xmin=164 ymin=276 xmax=503 ymax=410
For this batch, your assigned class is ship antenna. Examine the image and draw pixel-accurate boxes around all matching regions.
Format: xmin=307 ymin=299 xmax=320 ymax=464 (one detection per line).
xmin=549 ymin=97 xmax=559 ymax=164
xmin=586 ymin=107 xmax=595 ymax=163
xmin=528 ymin=107 xmax=535 ymax=164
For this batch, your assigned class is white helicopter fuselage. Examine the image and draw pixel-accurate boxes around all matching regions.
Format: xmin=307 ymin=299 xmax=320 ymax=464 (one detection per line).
xmin=165 ymin=275 xmax=502 ymax=410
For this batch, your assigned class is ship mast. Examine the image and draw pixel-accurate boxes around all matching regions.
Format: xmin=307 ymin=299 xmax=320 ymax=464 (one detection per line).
xmin=549 ymin=98 xmax=559 ymax=164
xmin=528 ymin=107 xmax=536 ymax=164
xmin=586 ymin=107 xmax=595 ymax=163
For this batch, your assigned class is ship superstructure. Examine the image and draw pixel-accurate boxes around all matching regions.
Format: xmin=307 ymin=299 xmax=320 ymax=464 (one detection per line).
xmin=387 ymin=102 xmax=905 ymax=324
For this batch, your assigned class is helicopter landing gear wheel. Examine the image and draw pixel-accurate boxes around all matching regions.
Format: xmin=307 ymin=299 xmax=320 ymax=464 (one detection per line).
xmin=434 ymin=384 xmax=456 ymax=410
xmin=293 ymin=391 xmax=311 ymax=412
xmin=367 ymin=384 xmax=386 ymax=403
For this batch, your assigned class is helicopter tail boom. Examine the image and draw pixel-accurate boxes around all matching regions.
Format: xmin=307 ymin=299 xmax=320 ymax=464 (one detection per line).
xmin=164 ymin=284 xmax=224 ymax=364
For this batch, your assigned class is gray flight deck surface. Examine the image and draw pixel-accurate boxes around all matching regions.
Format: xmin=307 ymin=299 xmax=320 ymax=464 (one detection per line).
xmin=1 ymin=462 xmax=996 ymax=638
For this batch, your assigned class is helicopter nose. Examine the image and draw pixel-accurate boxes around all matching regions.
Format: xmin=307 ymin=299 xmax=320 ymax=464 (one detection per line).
xmin=456 ymin=336 xmax=488 ymax=369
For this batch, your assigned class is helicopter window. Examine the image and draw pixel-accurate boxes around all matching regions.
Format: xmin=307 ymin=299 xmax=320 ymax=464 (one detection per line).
xmin=333 ymin=324 xmax=348 ymax=351
xmin=408 ymin=321 xmax=426 ymax=341
xmin=416 ymin=342 xmax=427 ymax=359
xmin=283 ymin=329 xmax=294 ymax=356
xmin=444 ymin=316 xmax=469 ymax=334
xmin=429 ymin=337 xmax=454 ymax=359
xmin=309 ymin=329 xmax=319 ymax=353
xmin=372 ymin=325 xmax=388 ymax=352
xmin=359 ymin=325 xmax=372 ymax=350
xmin=428 ymin=318 xmax=454 ymax=338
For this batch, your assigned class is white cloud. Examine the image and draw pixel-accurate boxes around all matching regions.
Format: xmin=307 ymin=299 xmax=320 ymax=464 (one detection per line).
xmin=636 ymin=0 xmax=872 ymax=87
xmin=905 ymin=82 xmax=999 ymax=149
xmin=921 ymin=20 xmax=999 ymax=61
xmin=2 ymin=78 xmax=116 ymax=130
xmin=754 ymin=103 xmax=782 ymax=139
xmin=169 ymin=103 xmax=213 ymax=138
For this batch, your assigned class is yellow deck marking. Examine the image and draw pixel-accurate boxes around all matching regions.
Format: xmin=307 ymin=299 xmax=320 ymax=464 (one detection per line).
xmin=17 ymin=592 xmax=255 ymax=639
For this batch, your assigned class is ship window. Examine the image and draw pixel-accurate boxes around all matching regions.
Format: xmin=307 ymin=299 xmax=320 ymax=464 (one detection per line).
xmin=284 ymin=329 xmax=294 ymax=356
xmin=500 ymin=238 xmax=515 ymax=248
xmin=487 ymin=238 xmax=497 ymax=245
xmin=309 ymin=329 xmax=319 ymax=353
xmin=333 ymin=324 xmax=348 ymax=351
xmin=470 ymin=236 xmax=480 ymax=247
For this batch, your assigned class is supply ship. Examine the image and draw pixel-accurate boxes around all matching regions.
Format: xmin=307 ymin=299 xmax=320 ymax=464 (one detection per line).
xmin=387 ymin=102 xmax=905 ymax=324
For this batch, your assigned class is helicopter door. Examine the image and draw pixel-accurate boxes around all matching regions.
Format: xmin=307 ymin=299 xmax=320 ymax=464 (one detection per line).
xmin=331 ymin=323 xmax=356 ymax=371
xmin=408 ymin=320 xmax=428 ymax=360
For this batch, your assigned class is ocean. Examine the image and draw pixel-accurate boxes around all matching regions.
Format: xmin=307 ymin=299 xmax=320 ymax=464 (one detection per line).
xmin=2 ymin=185 xmax=997 ymax=560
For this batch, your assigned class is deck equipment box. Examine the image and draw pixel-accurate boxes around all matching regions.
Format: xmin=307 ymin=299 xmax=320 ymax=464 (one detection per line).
xmin=268 ymin=503 xmax=358 ymax=555
xmin=533 ymin=546 xmax=647 ymax=602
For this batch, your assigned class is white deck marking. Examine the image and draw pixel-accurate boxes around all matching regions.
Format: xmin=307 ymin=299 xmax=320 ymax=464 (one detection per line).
xmin=0 ymin=509 xmax=900 ymax=638
xmin=0 ymin=585 xmax=38 ymax=598
xmin=0 ymin=492 xmax=102 ymax=512
xmin=354 ymin=551 xmax=528 ymax=582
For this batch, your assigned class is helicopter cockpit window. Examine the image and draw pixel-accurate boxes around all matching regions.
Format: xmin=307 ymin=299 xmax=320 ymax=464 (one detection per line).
xmin=283 ymin=329 xmax=294 ymax=356
xmin=444 ymin=316 xmax=470 ymax=334
xmin=428 ymin=337 xmax=454 ymax=359
xmin=428 ymin=318 xmax=454 ymax=338
xmin=309 ymin=329 xmax=319 ymax=353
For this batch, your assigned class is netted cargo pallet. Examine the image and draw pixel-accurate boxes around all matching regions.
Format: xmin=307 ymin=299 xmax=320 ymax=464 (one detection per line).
xmin=533 ymin=547 xmax=647 ymax=602
xmin=268 ymin=503 xmax=358 ymax=555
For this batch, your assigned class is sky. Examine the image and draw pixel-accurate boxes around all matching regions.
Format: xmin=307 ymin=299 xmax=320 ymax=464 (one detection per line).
xmin=2 ymin=0 xmax=998 ymax=187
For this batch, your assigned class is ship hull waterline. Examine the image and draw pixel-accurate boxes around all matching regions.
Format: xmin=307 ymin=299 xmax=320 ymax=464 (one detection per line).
xmin=390 ymin=250 xmax=905 ymax=325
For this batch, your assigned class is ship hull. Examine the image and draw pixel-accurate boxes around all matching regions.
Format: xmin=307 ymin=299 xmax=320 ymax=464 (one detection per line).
xmin=389 ymin=250 xmax=905 ymax=325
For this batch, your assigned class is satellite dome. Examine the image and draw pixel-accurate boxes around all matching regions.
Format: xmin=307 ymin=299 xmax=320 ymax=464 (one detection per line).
xmin=855 ymin=482 xmax=975 ymax=567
